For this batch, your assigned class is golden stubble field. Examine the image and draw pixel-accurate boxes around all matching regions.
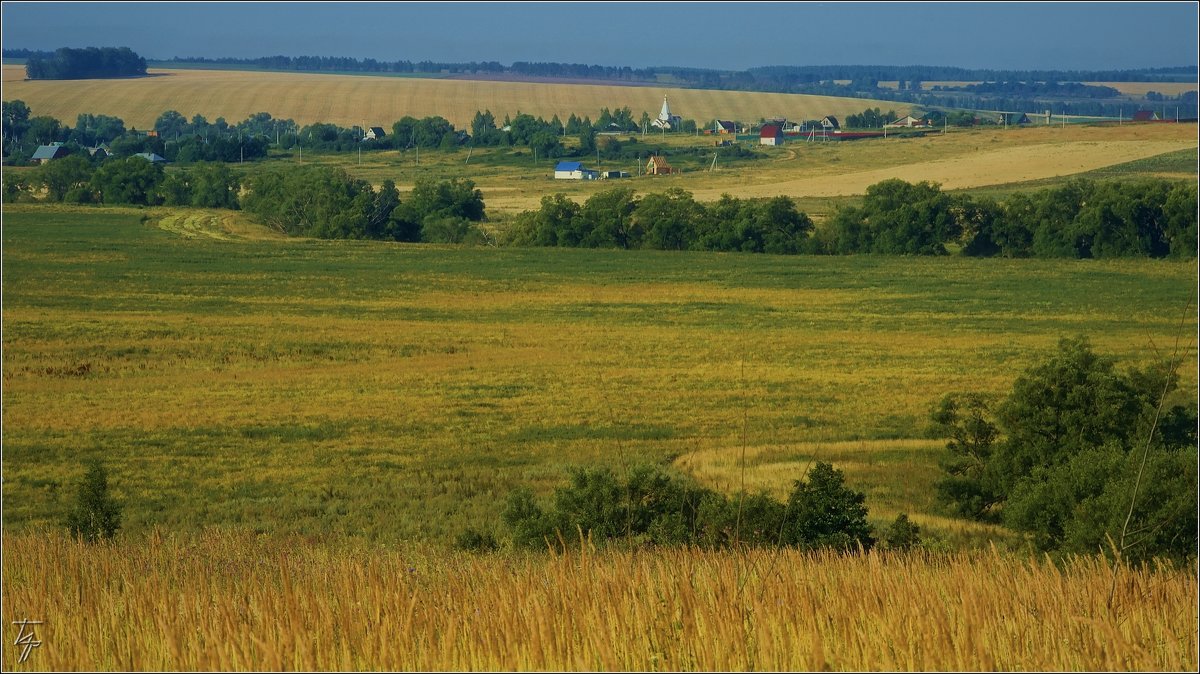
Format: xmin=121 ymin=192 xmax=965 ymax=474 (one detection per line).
xmin=0 ymin=65 xmax=913 ymax=132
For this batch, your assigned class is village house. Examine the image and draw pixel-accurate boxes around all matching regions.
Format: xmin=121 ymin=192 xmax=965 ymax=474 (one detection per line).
xmin=713 ymin=119 xmax=736 ymax=134
xmin=759 ymin=124 xmax=784 ymax=146
xmin=646 ymin=155 xmax=673 ymax=175
xmin=998 ymin=112 xmax=1031 ymax=125
xmin=821 ymin=116 xmax=841 ymax=131
xmin=884 ymin=115 xmax=929 ymax=128
xmin=31 ymin=143 xmax=70 ymax=163
xmin=133 ymin=152 xmax=167 ymax=163
xmin=1131 ymin=110 xmax=1160 ymax=122
xmin=364 ymin=126 xmax=387 ymax=140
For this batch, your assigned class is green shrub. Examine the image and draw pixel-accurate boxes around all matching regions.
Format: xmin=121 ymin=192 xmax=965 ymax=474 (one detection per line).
xmin=65 ymin=460 xmax=122 ymax=543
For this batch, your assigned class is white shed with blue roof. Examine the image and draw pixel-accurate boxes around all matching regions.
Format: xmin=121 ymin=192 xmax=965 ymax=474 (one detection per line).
xmin=554 ymin=161 xmax=599 ymax=180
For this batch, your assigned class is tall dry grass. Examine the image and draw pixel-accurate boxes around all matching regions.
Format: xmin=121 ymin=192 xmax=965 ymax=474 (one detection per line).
xmin=2 ymin=531 xmax=1195 ymax=671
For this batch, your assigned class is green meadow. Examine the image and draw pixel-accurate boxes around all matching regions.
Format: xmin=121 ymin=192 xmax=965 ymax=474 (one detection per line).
xmin=2 ymin=205 xmax=1196 ymax=547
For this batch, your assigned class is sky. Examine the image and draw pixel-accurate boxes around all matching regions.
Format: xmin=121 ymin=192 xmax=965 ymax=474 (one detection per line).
xmin=1 ymin=2 xmax=1197 ymax=72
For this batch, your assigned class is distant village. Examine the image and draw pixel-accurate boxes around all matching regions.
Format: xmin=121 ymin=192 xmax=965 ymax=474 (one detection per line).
xmin=24 ymin=92 xmax=1172 ymax=183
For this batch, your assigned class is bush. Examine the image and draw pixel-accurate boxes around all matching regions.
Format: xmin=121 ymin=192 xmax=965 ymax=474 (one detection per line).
xmin=65 ymin=460 xmax=122 ymax=543
xmin=882 ymin=513 xmax=921 ymax=550
xmin=498 ymin=462 xmax=874 ymax=552
xmin=454 ymin=527 xmax=499 ymax=553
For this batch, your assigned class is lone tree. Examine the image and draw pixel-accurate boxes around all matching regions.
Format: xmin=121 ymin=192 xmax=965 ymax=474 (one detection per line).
xmin=66 ymin=460 xmax=122 ymax=542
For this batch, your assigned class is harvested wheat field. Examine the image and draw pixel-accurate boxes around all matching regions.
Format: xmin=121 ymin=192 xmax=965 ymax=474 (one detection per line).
xmin=687 ymin=138 xmax=1197 ymax=201
xmin=0 ymin=65 xmax=912 ymax=131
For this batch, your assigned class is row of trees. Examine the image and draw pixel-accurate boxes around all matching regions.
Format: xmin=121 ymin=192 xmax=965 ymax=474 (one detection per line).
xmin=823 ymin=178 xmax=1197 ymax=258
xmin=930 ymin=337 xmax=1196 ymax=562
xmin=508 ymin=188 xmax=814 ymax=254
xmin=487 ymin=462 xmax=919 ymax=553
xmin=24 ymin=47 xmax=146 ymax=80
xmin=844 ymin=107 xmax=901 ymax=129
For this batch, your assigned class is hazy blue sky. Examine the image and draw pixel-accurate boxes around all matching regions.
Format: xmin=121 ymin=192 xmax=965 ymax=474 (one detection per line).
xmin=2 ymin=2 xmax=1196 ymax=71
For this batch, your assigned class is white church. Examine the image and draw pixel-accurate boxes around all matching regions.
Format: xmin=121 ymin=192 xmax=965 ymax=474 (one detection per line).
xmin=651 ymin=96 xmax=682 ymax=130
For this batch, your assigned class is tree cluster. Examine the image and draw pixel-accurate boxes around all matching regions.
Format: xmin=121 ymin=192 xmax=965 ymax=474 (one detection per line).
xmin=496 ymin=462 xmax=901 ymax=552
xmin=930 ymin=337 xmax=1197 ymax=562
xmin=18 ymin=155 xmax=242 ymax=207
xmin=25 ymin=47 xmax=146 ymax=80
xmin=508 ymin=187 xmax=814 ymax=253
xmin=241 ymin=167 xmax=486 ymax=242
xmin=933 ymin=81 xmax=1122 ymax=99
xmin=845 ymin=107 xmax=900 ymax=129
xmin=822 ymin=178 xmax=1197 ymax=258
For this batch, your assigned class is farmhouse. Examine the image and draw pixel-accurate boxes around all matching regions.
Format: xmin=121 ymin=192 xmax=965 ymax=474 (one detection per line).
xmin=652 ymin=97 xmax=682 ymax=130
xmin=998 ymin=112 xmax=1031 ymax=125
xmin=1131 ymin=110 xmax=1160 ymax=122
xmin=759 ymin=124 xmax=784 ymax=146
xmin=646 ymin=155 xmax=673 ymax=175
xmin=821 ymin=116 xmax=840 ymax=130
xmin=884 ymin=115 xmax=928 ymax=128
xmin=554 ymin=161 xmax=599 ymax=180
xmin=713 ymin=120 xmax=737 ymax=134
xmin=364 ymin=126 xmax=386 ymax=140
xmin=31 ymin=143 xmax=70 ymax=163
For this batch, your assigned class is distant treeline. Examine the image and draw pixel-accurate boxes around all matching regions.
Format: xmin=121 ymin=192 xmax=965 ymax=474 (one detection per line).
xmin=102 ymin=52 xmax=1197 ymax=85
xmin=932 ymin=81 xmax=1123 ymax=99
xmin=23 ymin=47 xmax=146 ymax=80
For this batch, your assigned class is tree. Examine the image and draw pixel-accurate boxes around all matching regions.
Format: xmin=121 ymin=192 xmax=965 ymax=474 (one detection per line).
xmin=154 ymin=110 xmax=188 ymax=140
xmin=635 ymin=187 xmax=702 ymax=251
xmin=188 ymin=162 xmax=241 ymax=209
xmin=783 ymin=462 xmax=875 ymax=551
xmin=35 ymin=154 xmax=92 ymax=201
xmin=579 ymin=187 xmax=639 ymax=248
xmin=65 ymin=460 xmax=122 ymax=542
xmin=27 ymin=115 xmax=62 ymax=144
xmin=90 ymin=156 xmax=164 ymax=205
xmin=882 ymin=513 xmax=921 ymax=550
xmin=3 ymin=99 xmax=32 ymax=145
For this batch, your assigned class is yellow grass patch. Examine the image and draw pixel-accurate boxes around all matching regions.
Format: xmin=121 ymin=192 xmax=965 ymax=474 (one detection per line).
xmin=3 ymin=532 xmax=1195 ymax=671
xmin=1 ymin=65 xmax=913 ymax=132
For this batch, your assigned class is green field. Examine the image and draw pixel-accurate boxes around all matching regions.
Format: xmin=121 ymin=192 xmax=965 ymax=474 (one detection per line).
xmin=3 ymin=205 xmax=1195 ymax=548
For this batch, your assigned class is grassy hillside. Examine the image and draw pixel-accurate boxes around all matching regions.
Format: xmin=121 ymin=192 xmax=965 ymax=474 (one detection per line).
xmin=1 ymin=64 xmax=914 ymax=132
xmin=3 ymin=205 xmax=1195 ymax=547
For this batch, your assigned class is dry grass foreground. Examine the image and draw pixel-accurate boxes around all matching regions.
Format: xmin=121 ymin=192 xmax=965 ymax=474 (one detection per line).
xmin=2 ymin=531 xmax=1195 ymax=671
xmin=0 ymin=65 xmax=912 ymax=131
